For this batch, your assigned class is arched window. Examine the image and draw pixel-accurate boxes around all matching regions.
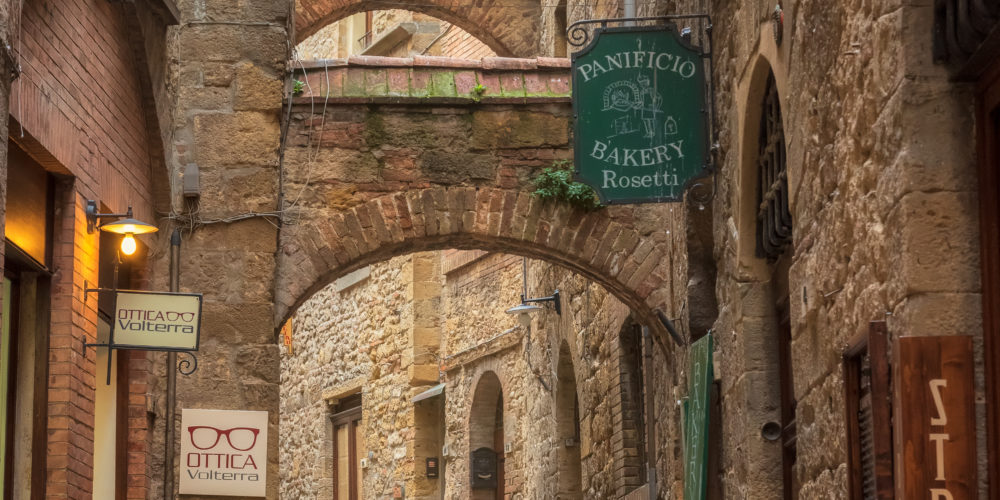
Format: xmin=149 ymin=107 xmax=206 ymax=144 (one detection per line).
xmin=755 ymin=72 xmax=796 ymax=499
xmin=756 ymin=73 xmax=792 ymax=261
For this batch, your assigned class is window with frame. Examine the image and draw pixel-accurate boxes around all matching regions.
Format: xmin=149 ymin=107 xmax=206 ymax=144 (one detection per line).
xmin=755 ymin=73 xmax=793 ymax=261
xmin=332 ymin=393 xmax=363 ymax=500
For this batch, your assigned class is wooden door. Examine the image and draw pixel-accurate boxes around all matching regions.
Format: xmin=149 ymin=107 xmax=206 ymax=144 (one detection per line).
xmin=977 ymin=61 xmax=1000 ymax=500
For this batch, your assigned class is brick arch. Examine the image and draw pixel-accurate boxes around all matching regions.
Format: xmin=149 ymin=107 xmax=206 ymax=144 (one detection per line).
xmin=294 ymin=0 xmax=540 ymax=57
xmin=274 ymin=186 xmax=676 ymax=341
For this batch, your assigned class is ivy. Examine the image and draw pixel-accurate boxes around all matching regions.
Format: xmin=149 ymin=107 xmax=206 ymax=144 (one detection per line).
xmin=532 ymin=160 xmax=603 ymax=211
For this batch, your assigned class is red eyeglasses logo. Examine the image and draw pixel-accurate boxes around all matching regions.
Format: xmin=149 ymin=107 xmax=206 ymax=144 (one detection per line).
xmin=187 ymin=426 xmax=260 ymax=451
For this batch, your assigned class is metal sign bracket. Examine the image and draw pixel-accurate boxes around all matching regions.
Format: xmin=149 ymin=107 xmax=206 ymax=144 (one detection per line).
xmin=82 ymin=286 xmax=200 ymax=384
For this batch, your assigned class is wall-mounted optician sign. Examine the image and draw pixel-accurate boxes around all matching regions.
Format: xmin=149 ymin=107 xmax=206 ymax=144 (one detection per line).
xmin=572 ymin=25 xmax=710 ymax=204
xmin=180 ymin=409 xmax=268 ymax=497
xmin=113 ymin=290 xmax=201 ymax=350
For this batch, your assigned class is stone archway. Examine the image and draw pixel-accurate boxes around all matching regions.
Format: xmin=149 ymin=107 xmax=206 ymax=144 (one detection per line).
xmin=275 ymin=59 xmax=684 ymax=342
xmin=294 ymin=0 xmax=541 ymax=57
xmin=276 ymin=183 xmax=677 ymax=341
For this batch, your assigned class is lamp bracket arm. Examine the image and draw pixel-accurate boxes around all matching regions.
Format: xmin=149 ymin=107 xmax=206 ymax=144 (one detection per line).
xmin=522 ymin=289 xmax=561 ymax=315
xmin=86 ymin=200 xmax=134 ymax=233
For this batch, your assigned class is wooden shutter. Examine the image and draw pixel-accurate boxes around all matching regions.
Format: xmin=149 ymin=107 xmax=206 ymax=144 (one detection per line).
xmin=844 ymin=322 xmax=894 ymax=500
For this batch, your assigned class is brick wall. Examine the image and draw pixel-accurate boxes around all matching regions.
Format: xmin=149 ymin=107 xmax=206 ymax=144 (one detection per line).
xmin=8 ymin=0 xmax=160 ymax=498
xmin=424 ymin=24 xmax=496 ymax=59
xmin=295 ymin=0 xmax=541 ymax=57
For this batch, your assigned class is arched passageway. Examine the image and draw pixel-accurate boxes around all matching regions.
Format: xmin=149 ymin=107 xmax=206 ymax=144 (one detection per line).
xmin=294 ymin=0 xmax=541 ymax=57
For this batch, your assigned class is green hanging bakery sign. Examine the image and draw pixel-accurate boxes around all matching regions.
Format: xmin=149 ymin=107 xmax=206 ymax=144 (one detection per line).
xmin=572 ymin=25 xmax=710 ymax=204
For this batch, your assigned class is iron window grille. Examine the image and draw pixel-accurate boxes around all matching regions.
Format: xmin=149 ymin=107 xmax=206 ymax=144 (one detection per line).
xmin=933 ymin=0 xmax=1000 ymax=68
xmin=755 ymin=73 xmax=793 ymax=260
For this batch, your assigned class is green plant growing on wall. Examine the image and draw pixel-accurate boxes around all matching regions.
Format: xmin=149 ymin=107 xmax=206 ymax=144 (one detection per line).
xmin=293 ymin=79 xmax=305 ymax=95
xmin=471 ymin=83 xmax=487 ymax=102
xmin=532 ymin=160 xmax=603 ymax=211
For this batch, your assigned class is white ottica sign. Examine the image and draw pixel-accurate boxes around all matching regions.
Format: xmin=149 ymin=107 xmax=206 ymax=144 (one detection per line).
xmin=179 ymin=409 xmax=268 ymax=497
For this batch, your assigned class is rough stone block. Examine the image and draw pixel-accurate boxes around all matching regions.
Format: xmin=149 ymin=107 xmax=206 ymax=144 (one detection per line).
xmin=408 ymin=364 xmax=439 ymax=385
xmin=454 ymin=71 xmax=478 ymax=97
xmin=470 ymin=111 xmax=569 ymax=149
xmin=893 ymin=191 xmax=980 ymax=294
xmin=193 ymin=111 xmax=280 ymax=168
xmin=499 ymin=73 xmax=525 ymax=96
xmin=365 ymin=68 xmax=388 ymax=95
xmin=234 ymin=62 xmax=283 ymax=111
xmin=410 ymin=69 xmax=434 ymax=97
xmin=418 ymin=151 xmax=496 ymax=184
xmin=344 ymin=67 xmax=367 ymax=96
xmin=387 ymin=68 xmax=411 ymax=96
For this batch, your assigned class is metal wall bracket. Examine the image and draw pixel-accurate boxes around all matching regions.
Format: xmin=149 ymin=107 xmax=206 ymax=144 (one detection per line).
xmin=83 ymin=337 xmax=199 ymax=384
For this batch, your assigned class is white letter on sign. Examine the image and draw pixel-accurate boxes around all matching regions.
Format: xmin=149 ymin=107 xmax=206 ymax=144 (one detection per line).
xmin=931 ymin=489 xmax=954 ymax=500
xmin=591 ymin=140 xmax=608 ymax=160
xmin=930 ymin=379 xmax=948 ymax=426
xmin=929 ymin=433 xmax=949 ymax=481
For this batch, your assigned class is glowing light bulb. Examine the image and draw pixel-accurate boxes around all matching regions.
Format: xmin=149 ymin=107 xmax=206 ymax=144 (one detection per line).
xmin=121 ymin=233 xmax=137 ymax=256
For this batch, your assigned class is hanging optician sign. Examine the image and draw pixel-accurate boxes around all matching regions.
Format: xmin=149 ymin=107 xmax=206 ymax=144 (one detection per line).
xmin=572 ymin=23 xmax=711 ymax=204
xmin=180 ymin=409 xmax=268 ymax=497
xmin=113 ymin=290 xmax=202 ymax=350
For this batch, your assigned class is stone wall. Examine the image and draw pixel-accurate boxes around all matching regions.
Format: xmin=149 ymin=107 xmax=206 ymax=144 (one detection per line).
xmin=280 ymin=256 xmax=410 ymax=499
xmin=156 ymin=1 xmax=289 ymax=499
xmin=701 ymin=0 xmax=988 ymax=497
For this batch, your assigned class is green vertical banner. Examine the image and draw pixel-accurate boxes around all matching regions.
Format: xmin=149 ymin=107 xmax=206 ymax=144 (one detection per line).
xmin=572 ymin=25 xmax=709 ymax=204
xmin=684 ymin=333 xmax=713 ymax=500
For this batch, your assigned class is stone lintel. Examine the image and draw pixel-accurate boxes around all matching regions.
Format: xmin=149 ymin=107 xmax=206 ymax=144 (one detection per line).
xmin=321 ymin=375 xmax=367 ymax=404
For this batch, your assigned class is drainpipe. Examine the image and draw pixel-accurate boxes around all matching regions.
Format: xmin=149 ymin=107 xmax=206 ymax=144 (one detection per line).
xmin=624 ymin=0 xmax=636 ymax=25
xmin=642 ymin=326 xmax=656 ymax=499
xmin=164 ymin=229 xmax=180 ymax=499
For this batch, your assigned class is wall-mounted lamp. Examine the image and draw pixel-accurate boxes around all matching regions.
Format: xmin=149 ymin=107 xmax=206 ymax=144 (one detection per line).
xmin=505 ymin=258 xmax=561 ymax=328
xmin=86 ymin=200 xmax=158 ymax=255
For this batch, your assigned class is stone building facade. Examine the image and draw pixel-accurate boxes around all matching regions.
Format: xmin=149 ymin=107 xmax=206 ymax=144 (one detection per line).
xmin=702 ymin=1 xmax=997 ymax=498
xmin=1 ymin=0 xmax=998 ymax=499
xmin=281 ymin=246 xmax=692 ymax=499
